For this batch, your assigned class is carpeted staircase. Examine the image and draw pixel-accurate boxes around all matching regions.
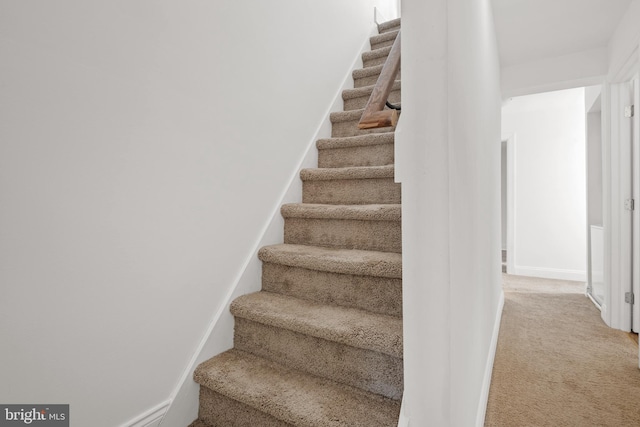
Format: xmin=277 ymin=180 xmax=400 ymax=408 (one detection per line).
xmin=189 ymin=18 xmax=403 ymax=427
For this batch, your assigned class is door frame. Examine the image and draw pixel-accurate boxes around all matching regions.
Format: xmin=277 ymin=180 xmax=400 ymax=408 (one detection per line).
xmin=503 ymin=133 xmax=516 ymax=275
xmin=602 ymin=39 xmax=639 ymax=331
xmin=632 ymin=74 xmax=639 ymax=333
xmin=603 ymin=79 xmax=633 ymax=331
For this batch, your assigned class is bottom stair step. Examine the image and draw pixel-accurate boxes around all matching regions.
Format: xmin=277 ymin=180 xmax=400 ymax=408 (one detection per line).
xmin=194 ymin=349 xmax=401 ymax=427
xmin=197 ymin=387 xmax=292 ymax=427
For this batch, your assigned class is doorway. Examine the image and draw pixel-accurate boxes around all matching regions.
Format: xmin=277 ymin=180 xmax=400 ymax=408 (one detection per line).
xmin=501 ymin=88 xmax=587 ymax=284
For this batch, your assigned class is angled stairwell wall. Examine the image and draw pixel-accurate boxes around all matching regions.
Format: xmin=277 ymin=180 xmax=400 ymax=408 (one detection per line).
xmin=0 ymin=2 xmax=399 ymax=427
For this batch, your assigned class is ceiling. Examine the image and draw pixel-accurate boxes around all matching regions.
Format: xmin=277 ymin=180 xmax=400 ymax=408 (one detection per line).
xmin=491 ymin=0 xmax=633 ymax=67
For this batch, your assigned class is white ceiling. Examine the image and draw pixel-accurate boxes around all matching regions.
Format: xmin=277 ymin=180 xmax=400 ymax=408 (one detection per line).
xmin=491 ymin=0 xmax=632 ymax=67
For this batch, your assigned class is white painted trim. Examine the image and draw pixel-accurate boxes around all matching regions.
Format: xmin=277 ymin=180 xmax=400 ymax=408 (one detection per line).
xmin=513 ymin=266 xmax=586 ymax=282
xmin=588 ymin=291 xmax=603 ymax=311
xmin=607 ymin=81 xmax=633 ymax=332
xmin=633 ymin=74 xmax=640 ymax=333
xmin=475 ymin=291 xmax=505 ymax=427
xmin=158 ymin=29 xmax=377 ymax=427
xmin=121 ymin=401 xmax=171 ymax=427
xmin=503 ymin=134 xmax=516 ymax=275
xmin=397 ymin=396 xmax=409 ymax=427
xmin=374 ymin=7 xmax=387 ymax=26
xmin=601 ymin=82 xmax=613 ymax=328
xmin=611 ymin=44 xmax=639 ymax=84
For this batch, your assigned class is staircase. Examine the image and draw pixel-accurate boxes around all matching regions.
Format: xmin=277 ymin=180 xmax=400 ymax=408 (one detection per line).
xmin=189 ymin=18 xmax=402 ymax=427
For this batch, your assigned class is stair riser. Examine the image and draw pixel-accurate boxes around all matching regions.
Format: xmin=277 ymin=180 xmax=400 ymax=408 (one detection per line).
xmin=234 ymin=318 xmax=403 ymax=400
xmin=261 ymin=262 xmax=402 ymax=317
xmin=363 ymin=54 xmax=389 ymax=68
xmin=331 ymin=119 xmax=395 ymax=138
xmin=284 ymin=218 xmax=401 ymax=253
xmin=355 ymin=74 xmax=400 ymax=89
xmin=318 ymin=143 xmax=394 ymax=168
xmin=303 ymin=178 xmax=401 ymax=204
xmin=344 ymin=88 xmax=401 ymax=111
xmin=371 ymin=38 xmax=396 ymax=50
xmin=198 ymin=387 xmax=291 ymax=427
xmin=379 ymin=23 xmax=401 ymax=34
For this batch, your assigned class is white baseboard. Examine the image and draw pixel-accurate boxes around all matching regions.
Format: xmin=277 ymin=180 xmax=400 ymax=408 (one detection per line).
xmin=397 ymin=396 xmax=409 ymax=427
xmin=476 ymin=290 xmax=505 ymax=427
xmin=513 ymin=265 xmax=586 ymax=282
xmin=121 ymin=400 xmax=171 ymax=427
xmin=157 ymin=27 xmax=377 ymax=427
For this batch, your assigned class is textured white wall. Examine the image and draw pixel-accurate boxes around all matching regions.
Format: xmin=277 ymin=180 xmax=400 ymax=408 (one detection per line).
xmin=502 ymin=88 xmax=587 ymax=281
xmin=397 ymin=0 xmax=502 ymax=425
xmin=0 ymin=1 xmax=398 ymax=426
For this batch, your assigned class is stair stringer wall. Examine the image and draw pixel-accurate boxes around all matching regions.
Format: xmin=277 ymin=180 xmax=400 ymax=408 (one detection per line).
xmin=158 ymin=27 xmax=379 ymax=427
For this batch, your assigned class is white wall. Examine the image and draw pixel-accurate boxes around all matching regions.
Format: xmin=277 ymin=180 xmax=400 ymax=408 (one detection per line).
xmin=502 ymin=88 xmax=587 ymax=281
xmin=0 ymin=1 xmax=397 ymax=426
xmin=397 ymin=0 xmax=503 ymax=425
xmin=607 ymin=0 xmax=640 ymax=78
xmin=501 ymin=48 xmax=608 ymax=99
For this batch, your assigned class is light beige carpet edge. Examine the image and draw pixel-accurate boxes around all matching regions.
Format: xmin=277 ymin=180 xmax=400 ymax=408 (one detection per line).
xmin=485 ymin=275 xmax=640 ymax=426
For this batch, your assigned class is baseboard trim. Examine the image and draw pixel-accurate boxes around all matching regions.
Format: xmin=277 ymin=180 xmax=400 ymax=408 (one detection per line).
xmin=476 ymin=290 xmax=504 ymax=427
xmin=121 ymin=400 xmax=171 ymax=427
xmin=158 ymin=26 xmax=378 ymax=427
xmin=397 ymin=396 xmax=409 ymax=427
xmin=513 ymin=265 xmax=586 ymax=282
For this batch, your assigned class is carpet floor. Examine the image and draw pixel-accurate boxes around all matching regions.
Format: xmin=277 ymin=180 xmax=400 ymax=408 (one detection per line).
xmin=485 ymin=274 xmax=640 ymax=426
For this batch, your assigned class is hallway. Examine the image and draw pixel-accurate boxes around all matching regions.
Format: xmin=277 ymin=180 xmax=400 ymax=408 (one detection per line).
xmin=485 ymin=274 xmax=640 ymax=426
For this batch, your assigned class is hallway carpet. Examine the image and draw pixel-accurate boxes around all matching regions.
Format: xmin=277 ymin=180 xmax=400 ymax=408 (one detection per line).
xmin=485 ymin=275 xmax=640 ymax=426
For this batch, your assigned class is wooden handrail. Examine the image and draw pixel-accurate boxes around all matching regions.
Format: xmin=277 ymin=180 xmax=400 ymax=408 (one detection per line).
xmin=358 ymin=29 xmax=401 ymax=129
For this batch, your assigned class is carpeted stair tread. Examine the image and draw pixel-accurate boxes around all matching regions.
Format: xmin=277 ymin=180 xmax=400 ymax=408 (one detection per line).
xmin=231 ymin=291 xmax=403 ymax=358
xmin=378 ymin=18 xmax=401 ymax=33
xmin=258 ymin=243 xmax=402 ymax=278
xmin=330 ymin=108 xmax=369 ymax=123
xmin=301 ymin=165 xmax=400 ymax=204
xmin=352 ymin=64 xmax=401 ymax=87
xmin=370 ymin=30 xmax=399 ymax=49
xmin=317 ymin=132 xmax=394 ymax=150
xmin=329 ymin=107 xmax=397 ymax=125
xmin=330 ymin=108 xmax=396 ymax=137
xmin=301 ymin=164 xmax=395 ymax=181
xmin=282 ymin=203 xmax=401 ymax=252
xmin=317 ymin=132 xmax=395 ymax=167
xmin=261 ymin=261 xmax=402 ymax=317
xmin=194 ymin=349 xmax=401 ymax=427
xmin=342 ymin=80 xmax=401 ymax=100
xmin=362 ymin=46 xmax=393 ymax=67
xmin=281 ymin=203 xmax=400 ymax=221
xmin=197 ymin=388 xmax=292 ymax=426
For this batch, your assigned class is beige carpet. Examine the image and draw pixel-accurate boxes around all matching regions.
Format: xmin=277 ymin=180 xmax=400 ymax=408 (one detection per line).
xmin=486 ymin=274 xmax=640 ymax=426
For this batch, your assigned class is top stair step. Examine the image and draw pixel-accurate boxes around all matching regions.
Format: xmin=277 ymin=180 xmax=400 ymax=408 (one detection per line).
xmin=378 ymin=18 xmax=401 ymax=34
